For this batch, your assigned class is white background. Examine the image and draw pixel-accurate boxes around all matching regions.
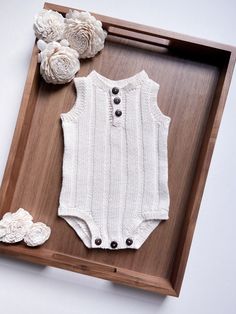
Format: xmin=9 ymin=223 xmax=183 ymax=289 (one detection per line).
xmin=0 ymin=1 xmax=236 ymax=313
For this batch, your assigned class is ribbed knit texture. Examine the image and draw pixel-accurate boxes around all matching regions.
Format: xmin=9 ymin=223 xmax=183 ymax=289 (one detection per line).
xmin=58 ymin=70 xmax=171 ymax=249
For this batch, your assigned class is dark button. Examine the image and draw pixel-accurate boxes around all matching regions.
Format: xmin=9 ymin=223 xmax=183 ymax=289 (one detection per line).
xmin=110 ymin=241 xmax=118 ymax=249
xmin=126 ymin=238 xmax=133 ymax=246
xmin=95 ymin=238 xmax=102 ymax=246
xmin=113 ymin=97 xmax=121 ymax=104
xmin=112 ymin=87 xmax=119 ymax=95
xmin=115 ymin=109 xmax=122 ymax=117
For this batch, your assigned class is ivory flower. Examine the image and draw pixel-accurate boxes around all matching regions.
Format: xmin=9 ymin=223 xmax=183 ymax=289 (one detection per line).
xmin=33 ymin=9 xmax=65 ymax=43
xmin=64 ymin=10 xmax=107 ymax=59
xmin=0 ymin=222 xmax=7 ymax=239
xmin=37 ymin=39 xmax=80 ymax=84
xmin=0 ymin=208 xmax=33 ymax=243
xmin=24 ymin=222 xmax=51 ymax=247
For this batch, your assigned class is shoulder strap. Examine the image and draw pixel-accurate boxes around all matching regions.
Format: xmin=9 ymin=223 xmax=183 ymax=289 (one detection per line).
xmin=148 ymin=79 xmax=171 ymax=126
xmin=60 ymin=77 xmax=89 ymax=122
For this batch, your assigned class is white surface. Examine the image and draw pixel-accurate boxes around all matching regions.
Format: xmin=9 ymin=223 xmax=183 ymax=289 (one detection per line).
xmin=0 ymin=0 xmax=235 ymax=313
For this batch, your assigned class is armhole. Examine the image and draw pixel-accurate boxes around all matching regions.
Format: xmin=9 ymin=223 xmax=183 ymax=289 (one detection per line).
xmin=149 ymin=80 xmax=171 ymax=126
xmin=60 ymin=77 xmax=87 ymax=122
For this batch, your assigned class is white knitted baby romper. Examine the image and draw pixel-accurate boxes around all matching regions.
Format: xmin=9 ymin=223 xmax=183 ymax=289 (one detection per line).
xmin=58 ymin=69 xmax=171 ymax=250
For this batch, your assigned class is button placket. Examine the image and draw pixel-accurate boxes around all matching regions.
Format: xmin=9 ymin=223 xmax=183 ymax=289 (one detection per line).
xmin=111 ymin=86 xmax=123 ymax=126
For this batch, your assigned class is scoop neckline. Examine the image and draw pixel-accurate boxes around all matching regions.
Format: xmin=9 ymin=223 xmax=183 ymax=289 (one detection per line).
xmin=87 ymin=69 xmax=149 ymax=91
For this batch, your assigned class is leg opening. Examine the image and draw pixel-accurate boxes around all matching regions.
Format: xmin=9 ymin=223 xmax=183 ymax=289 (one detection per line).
xmin=58 ymin=208 xmax=100 ymax=248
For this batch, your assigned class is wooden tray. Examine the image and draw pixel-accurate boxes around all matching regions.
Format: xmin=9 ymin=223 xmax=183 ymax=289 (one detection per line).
xmin=0 ymin=2 xmax=235 ymax=297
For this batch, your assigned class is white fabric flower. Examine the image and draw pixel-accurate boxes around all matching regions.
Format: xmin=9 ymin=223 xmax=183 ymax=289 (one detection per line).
xmin=33 ymin=9 xmax=65 ymax=43
xmin=24 ymin=222 xmax=51 ymax=247
xmin=0 ymin=208 xmax=33 ymax=243
xmin=37 ymin=39 xmax=80 ymax=84
xmin=64 ymin=10 xmax=107 ymax=59
xmin=0 ymin=222 xmax=7 ymax=239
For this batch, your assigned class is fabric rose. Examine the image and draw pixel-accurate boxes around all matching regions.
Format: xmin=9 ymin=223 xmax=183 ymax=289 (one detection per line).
xmin=24 ymin=222 xmax=51 ymax=247
xmin=33 ymin=9 xmax=65 ymax=43
xmin=0 ymin=208 xmax=33 ymax=243
xmin=63 ymin=10 xmax=107 ymax=59
xmin=37 ymin=39 xmax=80 ymax=84
xmin=0 ymin=222 xmax=7 ymax=239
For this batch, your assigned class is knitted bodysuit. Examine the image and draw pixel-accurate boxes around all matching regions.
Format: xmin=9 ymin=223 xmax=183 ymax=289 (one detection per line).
xmin=58 ymin=70 xmax=171 ymax=250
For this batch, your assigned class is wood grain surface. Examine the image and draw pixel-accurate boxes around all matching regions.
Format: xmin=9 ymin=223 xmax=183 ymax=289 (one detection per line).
xmin=0 ymin=2 xmax=235 ymax=297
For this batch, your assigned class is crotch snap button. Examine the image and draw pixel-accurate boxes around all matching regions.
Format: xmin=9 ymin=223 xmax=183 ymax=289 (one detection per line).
xmin=95 ymin=238 xmax=102 ymax=246
xmin=110 ymin=241 xmax=118 ymax=249
xmin=113 ymin=97 xmax=121 ymax=104
xmin=126 ymin=238 xmax=133 ymax=246
xmin=112 ymin=87 xmax=119 ymax=95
